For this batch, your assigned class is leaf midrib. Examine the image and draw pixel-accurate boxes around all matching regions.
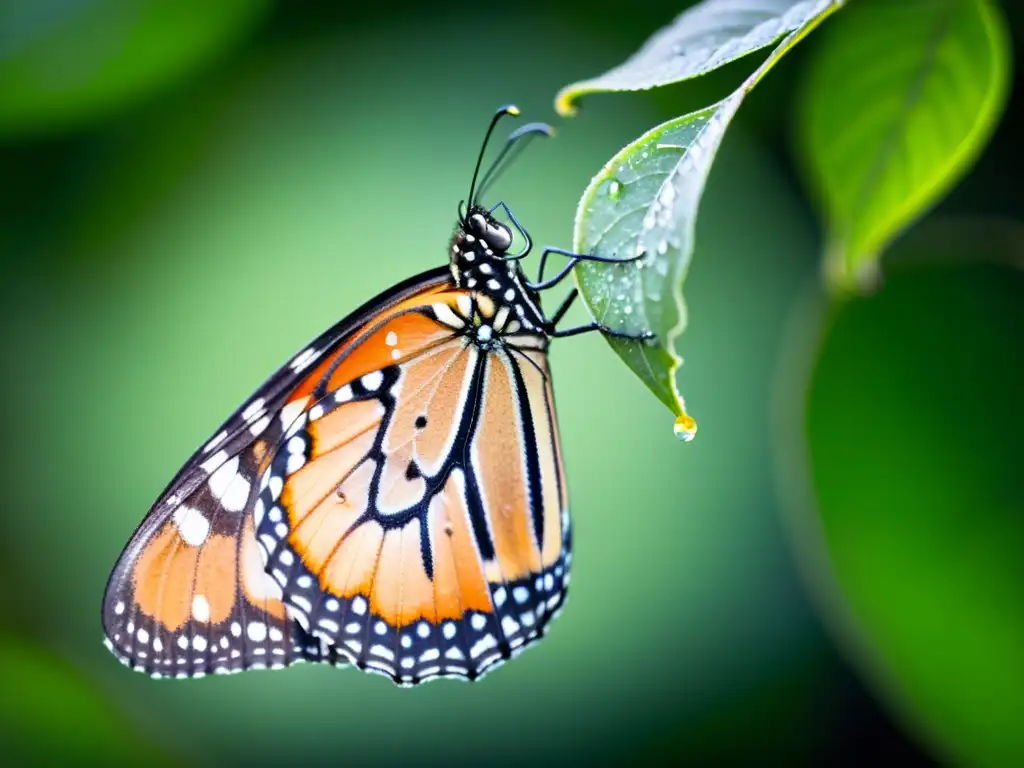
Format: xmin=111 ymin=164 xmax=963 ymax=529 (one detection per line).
xmin=847 ymin=0 xmax=958 ymax=256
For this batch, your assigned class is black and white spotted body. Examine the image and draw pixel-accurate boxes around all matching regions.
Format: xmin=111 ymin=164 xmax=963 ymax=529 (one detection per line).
xmin=449 ymin=207 xmax=546 ymax=333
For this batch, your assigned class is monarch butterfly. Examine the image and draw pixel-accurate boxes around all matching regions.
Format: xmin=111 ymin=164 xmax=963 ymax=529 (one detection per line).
xmin=101 ymin=105 xmax=648 ymax=686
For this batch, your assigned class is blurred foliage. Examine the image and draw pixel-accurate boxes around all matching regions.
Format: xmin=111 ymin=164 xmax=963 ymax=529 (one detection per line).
xmin=0 ymin=636 xmax=176 ymax=765
xmin=796 ymin=0 xmax=1011 ymax=292
xmin=777 ymin=227 xmax=1024 ymax=765
xmin=0 ymin=0 xmax=269 ymax=137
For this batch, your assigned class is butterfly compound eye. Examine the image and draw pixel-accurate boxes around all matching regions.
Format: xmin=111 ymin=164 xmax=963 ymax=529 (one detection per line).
xmin=469 ymin=212 xmax=513 ymax=253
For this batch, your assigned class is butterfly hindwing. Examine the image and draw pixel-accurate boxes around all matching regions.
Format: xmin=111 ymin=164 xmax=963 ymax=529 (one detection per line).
xmin=101 ymin=437 xmax=329 ymax=676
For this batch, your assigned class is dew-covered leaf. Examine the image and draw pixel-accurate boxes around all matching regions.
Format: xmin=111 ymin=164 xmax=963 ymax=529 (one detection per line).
xmin=795 ymin=0 xmax=1010 ymax=291
xmin=556 ymin=0 xmax=844 ymax=116
xmin=571 ymin=14 xmax=835 ymax=434
xmin=0 ymin=0 xmax=269 ymax=138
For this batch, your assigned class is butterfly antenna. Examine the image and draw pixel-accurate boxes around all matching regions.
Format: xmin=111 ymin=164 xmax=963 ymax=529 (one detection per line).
xmin=468 ymin=104 xmax=520 ymax=212
xmin=477 ymin=122 xmax=555 ymax=201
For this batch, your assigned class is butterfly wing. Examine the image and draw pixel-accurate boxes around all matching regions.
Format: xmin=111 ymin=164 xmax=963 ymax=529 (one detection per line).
xmin=101 ymin=268 xmax=453 ymax=677
xmin=256 ymin=294 xmax=572 ymax=685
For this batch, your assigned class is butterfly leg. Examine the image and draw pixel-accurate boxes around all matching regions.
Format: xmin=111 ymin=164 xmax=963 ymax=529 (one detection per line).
xmin=543 ymin=289 xmax=655 ymax=342
xmin=529 ymin=247 xmax=644 ymax=291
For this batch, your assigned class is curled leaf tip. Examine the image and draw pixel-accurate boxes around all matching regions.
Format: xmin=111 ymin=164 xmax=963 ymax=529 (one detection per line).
xmin=554 ymin=87 xmax=582 ymax=117
xmin=673 ymin=412 xmax=698 ymax=442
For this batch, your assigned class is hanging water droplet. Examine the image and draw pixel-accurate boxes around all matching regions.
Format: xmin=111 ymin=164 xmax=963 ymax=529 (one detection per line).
xmin=673 ymin=413 xmax=697 ymax=442
xmin=657 ymin=240 xmax=669 ymax=255
xmin=623 ymin=305 xmax=633 ymax=315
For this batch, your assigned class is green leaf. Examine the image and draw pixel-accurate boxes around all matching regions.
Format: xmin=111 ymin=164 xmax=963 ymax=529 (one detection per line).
xmin=556 ymin=0 xmax=844 ymax=116
xmin=570 ymin=13 xmax=837 ymax=435
xmin=795 ymin=0 xmax=1011 ymax=292
xmin=777 ymin=252 xmax=1024 ymax=765
xmin=0 ymin=0 xmax=269 ymax=138
xmin=0 ymin=636 xmax=178 ymax=765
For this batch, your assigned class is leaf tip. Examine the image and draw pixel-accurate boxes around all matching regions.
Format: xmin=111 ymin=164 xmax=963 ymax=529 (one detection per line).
xmin=824 ymin=237 xmax=883 ymax=297
xmin=554 ymin=86 xmax=581 ymax=117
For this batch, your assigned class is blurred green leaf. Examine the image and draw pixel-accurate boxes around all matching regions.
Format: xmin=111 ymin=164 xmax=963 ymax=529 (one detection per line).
xmin=0 ymin=0 xmax=269 ymax=138
xmin=0 ymin=636 xmax=176 ymax=765
xmin=784 ymin=245 xmax=1024 ymax=764
xmin=555 ymin=0 xmax=844 ymax=116
xmin=571 ymin=12 xmax=837 ymax=434
xmin=795 ymin=0 xmax=1011 ymax=292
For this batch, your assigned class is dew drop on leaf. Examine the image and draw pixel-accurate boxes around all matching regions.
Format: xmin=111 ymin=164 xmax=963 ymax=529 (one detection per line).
xmin=673 ymin=413 xmax=697 ymax=441
xmin=599 ymin=178 xmax=623 ymax=199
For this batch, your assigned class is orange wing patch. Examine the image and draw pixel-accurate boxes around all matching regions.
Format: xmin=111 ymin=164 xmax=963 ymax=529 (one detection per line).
xmin=428 ymin=468 xmax=494 ymax=621
xmin=325 ymin=519 xmax=385 ymax=599
xmin=384 ymin=342 xmax=474 ymax=475
xmin=472 ymin=354 xmax=542 ymax=582
xmin=289 ymin=292 xmax=465 ymax=403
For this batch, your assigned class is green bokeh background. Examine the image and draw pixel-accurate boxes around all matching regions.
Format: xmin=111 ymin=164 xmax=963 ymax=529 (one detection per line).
xmin=1 ymin=1 xmax=1020 ymax=765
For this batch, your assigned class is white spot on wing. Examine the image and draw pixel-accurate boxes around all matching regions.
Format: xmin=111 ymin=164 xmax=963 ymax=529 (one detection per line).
xmin=209 ymin=456 xmax=250 ymax=513
xmin=203 ymin=431 xmax=227 ymax=453
xmin=247 ymin=622 xmax=267 ymax=642
xmin=192 ymin=594 xmax=210 ymax=622
xmin=242 ymin=398 xmax=266 ymax=422
xmin=172 ymin=506 xmax=210 ymax=546
xmin=279 ymin=398 xmax=308 ymax=431
xmin=249 ymin=413 xmax=270 ymax=437
xmin=470 ymin=634 xmax=497 ymax=658
xmin=200 ymin=449 xmax=228 ymax=475
xmin=361 ymin=371 xmax=383 ymax=391
xmin=290 ymin=348 xmax=318 ymax=372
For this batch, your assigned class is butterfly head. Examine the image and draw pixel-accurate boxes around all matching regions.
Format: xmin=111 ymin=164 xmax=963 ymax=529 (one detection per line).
xmin=466 ymin=207 xmax=513 ymax=252
xmin=449 ymin=205 xmax=517 ymax=286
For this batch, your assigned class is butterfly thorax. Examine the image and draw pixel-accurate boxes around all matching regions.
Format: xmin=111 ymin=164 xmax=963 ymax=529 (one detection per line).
xmin=449 ymin=207 xmax=546 ymax=333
